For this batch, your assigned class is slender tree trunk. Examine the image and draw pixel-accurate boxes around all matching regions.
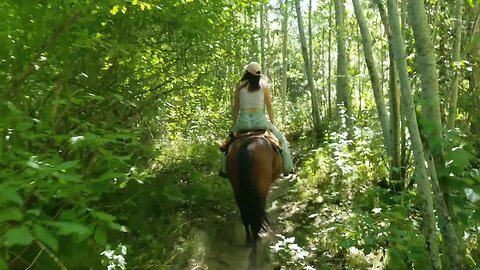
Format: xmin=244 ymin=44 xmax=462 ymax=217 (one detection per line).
xmin=281 ymin=0 xmax=289 ymax=122
xmin=399 ymin=0 xmax=409 ymax=180
xmin=386 ymin=0 xmax=442 ymax=268
xmin=308 ymin=0 xmax=322 ymax=116
xmin=308 ymin=0 xmax=313 ymax=72
xmin=352 ymin=0 xmax=391 ymax=157
xmin=356 ymin=28 xmax=362 ymax=118
xmin=260 ymin=2 xmax=265 ymax=69
xmin=469 ymin=8 xmax=480 ymax=133
xmin=333 ymin=0 xmax=353 ymax=138
xmin=388 ymin=50 xmax=402 ymax=183
xmin=407 ymin=0 xmax=465 ymax=268
xmin=321 ymin=29 xmax=326 ymax=119
xmin=446 ymin=0 xmax=464 ymax=130
xmin=375 ymin=0 xmax=402 ymax=183
xmin=250 ymin=4 xmax=259 ymax=59
xmin=295 ymin=0 xmax=322 ymax=136
xmin=328 ymin=0 xmax=333 ymax=121
xmin=266 ymin=4 xmax=271 ymax=76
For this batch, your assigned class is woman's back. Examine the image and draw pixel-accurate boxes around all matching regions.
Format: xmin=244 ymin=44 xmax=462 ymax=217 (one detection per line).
xmin=238 ymin=80 xmax=265 ymax=111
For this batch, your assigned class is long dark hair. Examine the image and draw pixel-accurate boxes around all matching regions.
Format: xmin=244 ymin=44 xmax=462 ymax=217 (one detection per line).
xmin=239 ymin=71 xmax=261 ymax=92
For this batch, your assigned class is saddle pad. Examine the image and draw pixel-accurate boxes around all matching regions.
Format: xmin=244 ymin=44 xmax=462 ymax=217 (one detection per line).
xmin=233 ymin=130 xmax=282 ymax=151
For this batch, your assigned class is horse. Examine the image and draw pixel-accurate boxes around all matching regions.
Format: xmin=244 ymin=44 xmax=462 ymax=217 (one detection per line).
xmin=225 ymin=133 xmax=283 ymax=269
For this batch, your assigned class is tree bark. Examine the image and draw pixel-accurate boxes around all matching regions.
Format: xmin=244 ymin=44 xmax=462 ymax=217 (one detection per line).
xmin=281 ymin=0 xmax=289 ymax=122
xmin=260 ymin=2 xmax=266 ymax=74
xmin=328 ymin=0 xmax=333 ymax=121
xmin=375 ymin=0 xmax=402 ymax=183
xmin=352 ymin=0 xmax=391 ymax=157
xmin=294 ymin=0 xmax=322 ymax=136
xmin=407 ymin=0 xmax=465 ymax=268
xmin=446 ymin=0 xmax=464 ymax=130
xmin=333 ymin=0 xmax=353 ymax=138
xmin=386 ymin=0 xmax=442 ymax=268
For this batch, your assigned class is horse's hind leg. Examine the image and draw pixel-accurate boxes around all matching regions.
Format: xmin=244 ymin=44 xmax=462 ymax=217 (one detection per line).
xmin=248 ymin=230 xmax=260 ymax=269
xmin=239 ymin=209 xmax=252 ymax=245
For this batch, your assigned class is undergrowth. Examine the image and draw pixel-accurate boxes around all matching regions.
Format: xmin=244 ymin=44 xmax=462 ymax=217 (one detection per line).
xmin=270 ymin=118 xmax=480 ymax=270
xmin=104 ymin=138 xmax=233 ymax=269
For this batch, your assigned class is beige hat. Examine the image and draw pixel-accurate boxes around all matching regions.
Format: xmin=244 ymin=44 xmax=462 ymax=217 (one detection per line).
xmin=245 ymin=62 xmax=262 ymax=76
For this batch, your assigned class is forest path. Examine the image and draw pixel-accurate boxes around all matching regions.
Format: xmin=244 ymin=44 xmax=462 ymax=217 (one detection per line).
xmin=183 ymin=176 xmax=297 ymax=270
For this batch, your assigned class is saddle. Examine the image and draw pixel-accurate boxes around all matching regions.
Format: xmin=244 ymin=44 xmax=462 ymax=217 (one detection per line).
xmin=220 ymin=130 xmax=282 ymax=153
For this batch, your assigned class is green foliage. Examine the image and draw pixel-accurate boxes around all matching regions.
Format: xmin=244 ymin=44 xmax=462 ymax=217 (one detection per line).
xmin=270 ymin=122 xmax=432 ymax=269
xmin=0 ymin=0 xmax=255 ymax=268
xmin=1 ymin=0 xmax=479 ymax=268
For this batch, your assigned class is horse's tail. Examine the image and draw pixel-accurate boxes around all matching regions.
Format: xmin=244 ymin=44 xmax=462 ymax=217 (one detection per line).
xmin=237 ymin=139 xmax=271 ymax=233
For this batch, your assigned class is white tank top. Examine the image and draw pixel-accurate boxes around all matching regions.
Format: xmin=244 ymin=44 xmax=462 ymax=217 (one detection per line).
xmin=239 ymin=80 xmax=266 ymax=110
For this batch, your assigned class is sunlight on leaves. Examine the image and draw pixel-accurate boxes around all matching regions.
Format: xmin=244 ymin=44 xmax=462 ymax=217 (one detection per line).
xmin=110 ymin=5 xmax=119 ymax=15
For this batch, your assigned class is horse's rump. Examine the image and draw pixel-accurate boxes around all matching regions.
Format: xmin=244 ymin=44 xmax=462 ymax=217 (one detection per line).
xmin=226 ymin=135 xmax=281 ymax=195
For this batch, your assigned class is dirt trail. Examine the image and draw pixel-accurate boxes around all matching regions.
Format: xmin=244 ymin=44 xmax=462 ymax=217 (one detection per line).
xmin=183 ymin=177 xmax=296 ymax=270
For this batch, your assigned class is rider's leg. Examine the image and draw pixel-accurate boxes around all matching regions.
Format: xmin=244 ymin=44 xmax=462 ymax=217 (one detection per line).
xmin=269 ymin=124 xmax=293 ymax=175
xmin=220 ymin=132 xmax=234 ymax=152
xmin=218 ymin=154 xmax=228 ymax=178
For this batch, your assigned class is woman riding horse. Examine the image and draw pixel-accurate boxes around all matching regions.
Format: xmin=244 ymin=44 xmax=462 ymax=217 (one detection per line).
xmin=219 ymin=62 xmax=293 ymax=269
xmin=219 ymin=62 xmax=293 ymax=177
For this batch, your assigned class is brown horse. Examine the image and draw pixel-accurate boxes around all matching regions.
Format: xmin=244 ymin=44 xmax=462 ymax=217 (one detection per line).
xmin=226 ymin=134 xmax=282 ymax=269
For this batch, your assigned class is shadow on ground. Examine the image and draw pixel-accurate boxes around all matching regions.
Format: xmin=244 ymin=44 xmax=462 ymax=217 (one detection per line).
xmin=176 ymin=177 xmax=296 ymax=270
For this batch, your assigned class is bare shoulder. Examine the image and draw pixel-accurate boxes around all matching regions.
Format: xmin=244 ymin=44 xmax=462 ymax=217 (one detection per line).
xmin=260 ymin=76 xmax=270 ymax=90
xmin=235 ymin=81 xmax=243 ymax=92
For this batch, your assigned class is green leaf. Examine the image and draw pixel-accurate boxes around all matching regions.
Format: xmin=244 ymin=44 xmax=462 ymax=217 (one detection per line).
xmin=108 ymin=222 xmax=128 ymax=232
xmin=446 ymin=146 xmax=472 ymax=169
xmin=91 ymin=210 xmax=116 ymax=223
xmin=0 ymin=207 xmax=23 ymax=222
xmin=110 ymin=5 xmax=120 ymax=15
xmin=467 ymin=0 xmax=476 ymax=7
xmin=466 ymin=33 xmax=480 ymax=54
xmin=27 ymin=209 xmax=42 ymax=216
xmin=0 ymin=256 xmax=7 ymax=270
xmin=4 ymin=226 xmax=34 ymax=247
xmin=16 ymin=120 xmax=33 ymax=131
xmin=0 ymin=185 xmax=23 ymax=205
xmin=49 ymin=221 xmax=91 ymax=236
xmin=33 ymin=225 xmax=58 ymax=252
xmin=54 ymin=160 xmax=80 ymax=171
xmin=6 ymin=101 xmax=22 ymax=115
xmin=94 ymin=226 xmax=107 ymax=245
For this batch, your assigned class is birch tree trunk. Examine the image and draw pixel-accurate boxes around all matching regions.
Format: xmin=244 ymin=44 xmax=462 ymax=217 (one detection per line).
xmin=281 ymin=0 xmax=289 ymax=122
xmin=446 ymin=0 xmax=464 ymax=130
xmin=333 ymin=0 xmax=353 ymax=138
xmin=352 ymin=0 xmax=391 ymax=157
xmin=386 ymin=0 xmax=442 ymax=268
xmin=407 ymin=0 xmax=465 ymax=267
xmin=294 ymin=0 xmax=322 ymax=136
